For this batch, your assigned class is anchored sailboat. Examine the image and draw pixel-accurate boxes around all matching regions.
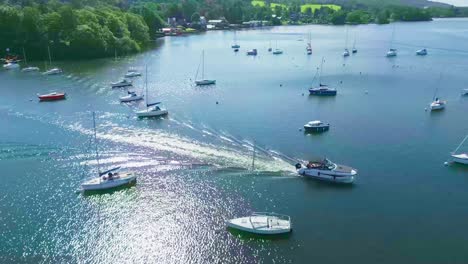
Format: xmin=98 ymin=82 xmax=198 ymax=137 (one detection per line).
xmin=81 ymin=112 xmax=137 ymax=191
xmin=43 ymin=45 xmax=63 ymax=75
xmin=21 ymin=47 xmax=39 ymax=72
xmin=195 ymin=50 xmax=216 ymax=86
xmin=451 ymin=135 xmax=468 ymax=165
xmin=309 ymin=57 xmax=337 ymax=96
xmin=136 ymin=66 xmax=168 ymax=118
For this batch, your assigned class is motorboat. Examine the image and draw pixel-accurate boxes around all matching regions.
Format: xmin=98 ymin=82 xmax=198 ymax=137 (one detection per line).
xmin=226 ymin=212 xmax=292 ymax=235
xmin=119 ymin=91 xmax=144 ymax=102
xmin=82 ymin=167 xmax=137 ymax=191
xmin=343 ymin=49 xmax=350 ymax=57
xmin=136 ymin=102 xmax=168 ymax=118
xmin=386 ymin=48 xmax=397 ymax=57
xmin=111 ymin=79 xmax=132 ymax=88
xmin=295 ymin=158 xmax=357 ymax=184
xmin=22 ymin=66 xmax=39 ymax=72
xmin=450 ymin=135 xmax=468 ymax=165
xmin=309 ymin=84 xmax=337 ymax=96
xmin=304 ymin=120 xmax=330 ymax=133
xmin=3 ymin=61 xmax=20 ymax=70
xmin=37 ymin=92 xmax=66 ymax=101
xmin=81 ymin=112 xmax=137 ymax=192
xmin=124 ymin=70 xmax=142 ymax=78
xmin=195 ymin=50 xmax=216 ymax=86
xmin=430 ymin=98 xmax=446 ymax=111
xmin=247 ymin=49 xmax=257 ymax=56
xmin=43 ymin=68 xmax=62 ymax=75
xmin=416 ymin=48 xmax=427 ymax=56
xmin=272 ymin=49 xmax=283 ymax=55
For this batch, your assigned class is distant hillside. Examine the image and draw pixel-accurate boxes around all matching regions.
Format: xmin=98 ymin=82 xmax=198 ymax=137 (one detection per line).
xmin=314 ymin=0 xmax=450 ymax=8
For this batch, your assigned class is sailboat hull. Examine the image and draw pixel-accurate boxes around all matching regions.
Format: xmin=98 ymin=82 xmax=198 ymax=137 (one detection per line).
xmin=196 ymin=79 xmax=216 ymax=86
xmin=136 ymin=109 xmax=168 ymax=118
xmin=81 ymin=172 xmax=137 ymax=191
xmin=452 ymin=154 xmax=468 ymax=165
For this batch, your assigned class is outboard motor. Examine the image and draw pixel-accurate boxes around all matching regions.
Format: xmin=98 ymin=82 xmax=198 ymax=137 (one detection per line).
xmin=295 ymin=163 xmax=302 ymax=170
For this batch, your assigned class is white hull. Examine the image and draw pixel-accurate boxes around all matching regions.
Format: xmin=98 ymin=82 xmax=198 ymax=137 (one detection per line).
xmin=111 ymin=82 xmax=132 ymax=88
xmin=430 ymin=101 xmax=446 ymax=110
xmin=22 ymin=66 xmax=39 ymax=72
xmin=43 ymin=68 xmax=62 ymax=75
xmin=462 ymin=89 xmax=468 ymax=96
xmin=227 ymin=214 xmax=291 ymax=235
xmin=386 ymin=51 xmax=397 ymax=57
xmin=125 ymin=72 xmax=141 ymax=78
xmin=81 ymin=172 xmax=136 ymax=191
xmin=136 ymin=109 xmax=168 ymax=118
xmin=452 ymin=154 xmax=468 ymax=165
xmin=120 ymin=94 xmax=143 ymax=102
xmin=298 ymin=168 xmax=355 ymax=183
xmin=3 ymin=63 xmax=20 ymax=70
xmin=343 ymin=51 xmax=350 ymax=57
xmin=195 ymin=79 xmax=216 ymax=86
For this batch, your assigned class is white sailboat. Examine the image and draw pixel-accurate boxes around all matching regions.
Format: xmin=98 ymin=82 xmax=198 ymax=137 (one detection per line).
xmin=386 ymin=24 xmax=397 ymax=57
xmin=451 ymin=135 xmax=468 ymax=165
xmin=231 ymin=31 xmax=240 ymax=50
xmin=81 ymin=112 xmax=137 ymax=191
xmin=352 ymin=31 xmax=358 ymax=54
xmin=429 ymin=74 xmax=446 ymax=111
xmin=306 ymin=32 xmax=312 ymax=55
xmin=136 ymin=66 xmax=168 ymax=118
xmin=21 ymin=47 xmax=39 ymax=72
xmin=343 ymin=26 xmax=350 ymax=57
xmin=272 ymin=41 xmax=283 ymax=55
xmin=43 ymin=45 xmax=62 ymax=75
xmin=119 ymin=90 xmax=144 ymax=102
xmin=195 ymin=50 xmax=216 ymax=86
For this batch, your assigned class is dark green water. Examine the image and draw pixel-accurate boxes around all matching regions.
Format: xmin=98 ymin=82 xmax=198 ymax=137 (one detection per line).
xmin=1 ymin=19 xmax=468 ymax=263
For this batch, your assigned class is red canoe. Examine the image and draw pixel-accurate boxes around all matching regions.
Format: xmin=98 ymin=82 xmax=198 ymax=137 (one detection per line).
xmin=37 ymin=92 xmax=66 ymax=101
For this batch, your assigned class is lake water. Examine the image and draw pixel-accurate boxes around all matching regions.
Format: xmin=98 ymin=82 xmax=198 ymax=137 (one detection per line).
xmin=1 ymin=19 xmax=467 ymax=263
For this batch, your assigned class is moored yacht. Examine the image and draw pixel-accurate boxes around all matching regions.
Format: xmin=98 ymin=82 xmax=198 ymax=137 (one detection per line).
xmin=111 ymin=79 xmax=132 ymax=88
xmin=119 ymin=91 xmax=143 ymax=102
xmin=450 ymin=135 xmax=468 ymax=165
xmin=304 ymin=120 xmax=330 ymax=133
xmin=430 ymin=98 xmax=446 ymax=111
xmin=386 ymin=48 xmax=397 ymax=57
xmin=226 ymin=212 xmax=292 ymax=235
xmin=3 ymin=60 xmax=20 ymax=70
xmin=43 ymin=68 xmax=62 ymax=75
xmin=82 ymin=167 xmax=137 ymax=191
xmin=195 ymin=50 xmax=216 ymax=86
xmin=309 ymin=84 xmax=337 ymax=96
xmin=295 ymin=158 xmax=357 ymax=184
xmin=136 ymin=102 xmax=168 ymax=118
xmin=462 ymin=89 xmax=468 ymax=96
xmin=343 ymin=49 xmax=350 ymax=57
xmin=247 ymin=49 xmax=257 ymax=56
xmin=272 ymin=49 xmax=283 ymax=55
xmin=37 ymin=92 xmax=66 ymax=101
xmin=124 ymin=69 xmax=142 ymax=78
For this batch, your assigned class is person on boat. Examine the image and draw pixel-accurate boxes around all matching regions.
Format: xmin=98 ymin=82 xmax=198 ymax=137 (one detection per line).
xmin=107 ymin=172 xmax=113 ymax=180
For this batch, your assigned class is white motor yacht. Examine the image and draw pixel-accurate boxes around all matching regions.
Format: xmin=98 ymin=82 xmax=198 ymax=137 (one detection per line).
xmin=304 ymin=120 xmax=330 ymax=133
xmin=295 ymin=158 xmax=357 ymax=184
xmin=227 ymin=212 xmax=292 ymax=235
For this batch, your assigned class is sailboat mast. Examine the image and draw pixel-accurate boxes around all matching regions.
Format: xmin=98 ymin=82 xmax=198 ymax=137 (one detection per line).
xmin=453 ymin=135 xmax=468 ymax=154
xmin=22 ymin=47 xmax=27 ymax=65
xmin=345 ymin=26 xmax=348 ymax=49
xmin=252 ymin=141 xmax=256 ymax=171
xmin=202 ymin=50 xmax=205 ymax=80
xmin=92 ymin=112 xmax=101 ymax=177
xmin=319 ymin=57 xmax=324 ymax=84
xmin=47 ymin=45 xmax=52 ymax=66
xmin=145 ymin=65 xmax=148 ymax=110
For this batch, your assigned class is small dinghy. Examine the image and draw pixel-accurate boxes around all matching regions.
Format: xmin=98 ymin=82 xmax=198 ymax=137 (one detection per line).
xmin=247 ymin=49 xmax=258 ymax=56
xmin=227 ymin=212 xmax=292 ymax=235
xmin=295 ymin=158 xmax=357 ymax=184
xmin=304 ymin=120 xmax=330 ymax=133
xmin=37 ymin=92 xmax=66 ymax=101
xmin=111 ymin=79 xmax=132 ymax=88
xmin=119 ymin=91 xmax=143 ymax=102
xmin=124 ymin=69 xmax=141 ymax=78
